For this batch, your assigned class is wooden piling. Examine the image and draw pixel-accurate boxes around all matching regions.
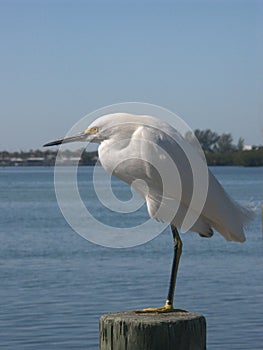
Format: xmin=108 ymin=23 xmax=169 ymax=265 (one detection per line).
xmin=99 ymin=311 xmax=206 ymax=350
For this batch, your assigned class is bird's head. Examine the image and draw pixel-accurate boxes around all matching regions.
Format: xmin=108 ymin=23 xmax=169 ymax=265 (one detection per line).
xmin=42 ymin=113 xmax=120 ymax=148
xmin=43 ymin=113 xmax=144 ymax=147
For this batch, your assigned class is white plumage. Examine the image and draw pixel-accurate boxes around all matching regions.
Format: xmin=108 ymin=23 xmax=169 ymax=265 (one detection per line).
xmin=89 ymin=113 xmax=250 ymax=242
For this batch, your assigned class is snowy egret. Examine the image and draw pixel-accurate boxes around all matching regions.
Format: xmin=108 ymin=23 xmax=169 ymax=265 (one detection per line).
xmin=44 ymin=113 xmax=250 ymax=312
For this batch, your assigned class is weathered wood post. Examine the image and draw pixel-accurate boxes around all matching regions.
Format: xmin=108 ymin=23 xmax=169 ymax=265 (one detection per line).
xmin=100 ymin=311 xmax=206 ymax=350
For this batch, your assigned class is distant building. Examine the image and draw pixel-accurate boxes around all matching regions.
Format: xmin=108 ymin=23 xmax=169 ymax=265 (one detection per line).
xmin=25 ymin=157 xmax=45 ymax=166
xmin=243 ymin=145 xmax=252 ymax=151
xmin=56 ymin=156 xmax=81 ymax=165
xmin=10 ymin=157 xmax=24 ymax=166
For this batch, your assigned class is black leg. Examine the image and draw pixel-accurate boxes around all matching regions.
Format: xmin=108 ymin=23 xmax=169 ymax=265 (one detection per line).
xmin=134 ymin=225 xmax=183 ymax=313
xmin=165 ymin=225 xmax=183 ymax=308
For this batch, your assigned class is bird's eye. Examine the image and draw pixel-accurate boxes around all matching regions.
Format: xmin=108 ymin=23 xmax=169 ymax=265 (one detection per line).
xmin=90 ymin=127 xmax=99 ymax=134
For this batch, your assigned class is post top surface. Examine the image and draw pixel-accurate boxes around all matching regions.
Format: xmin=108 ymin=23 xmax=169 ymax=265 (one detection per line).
xmin=100 ymin=311 xmax=205 ymax=324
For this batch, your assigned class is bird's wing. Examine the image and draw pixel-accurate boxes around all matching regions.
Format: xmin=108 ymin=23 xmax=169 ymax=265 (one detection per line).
xmin=130 ymin=125 xmax=209 ymax=230
xmin=131 ymin=125 xmax=250 ymax=242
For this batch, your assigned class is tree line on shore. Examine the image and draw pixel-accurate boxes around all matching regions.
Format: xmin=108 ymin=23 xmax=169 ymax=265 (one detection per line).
xmin=0 ymin=129 xmax=262 ymax=166
xmin=193 ymin=129 xmax=262 ymax=166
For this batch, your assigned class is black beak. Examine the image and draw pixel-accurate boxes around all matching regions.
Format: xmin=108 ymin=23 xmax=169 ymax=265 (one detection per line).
xmin=43 ymin=132 xmax=87 ymax=147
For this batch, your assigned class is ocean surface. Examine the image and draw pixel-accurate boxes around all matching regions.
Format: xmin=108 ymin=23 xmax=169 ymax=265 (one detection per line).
xmin=0 ymin=166 xmax=262 ymax=349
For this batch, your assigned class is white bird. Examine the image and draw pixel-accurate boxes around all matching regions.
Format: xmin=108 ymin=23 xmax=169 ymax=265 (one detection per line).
xmin=44 ymin=113 xmax=251 ymax=312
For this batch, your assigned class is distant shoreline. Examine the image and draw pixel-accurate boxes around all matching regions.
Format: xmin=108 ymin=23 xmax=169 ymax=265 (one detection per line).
xmin=0 ymin=148 xmax=262 ymax=167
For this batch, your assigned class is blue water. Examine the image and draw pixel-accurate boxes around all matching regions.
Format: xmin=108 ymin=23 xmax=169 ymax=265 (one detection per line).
xmin=0 ymin=166 xmax=262 ymax=349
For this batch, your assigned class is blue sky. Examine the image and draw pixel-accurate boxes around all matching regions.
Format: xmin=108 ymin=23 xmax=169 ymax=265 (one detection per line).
xmin=0 ymin=0 xmax=262 ymax=150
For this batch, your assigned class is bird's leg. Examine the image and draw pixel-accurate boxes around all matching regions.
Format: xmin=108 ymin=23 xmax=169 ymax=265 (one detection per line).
xmin=135 ymin=225 xmax=184 ymax=313
xmin=165 ymin=225 xmax=182 ymax=309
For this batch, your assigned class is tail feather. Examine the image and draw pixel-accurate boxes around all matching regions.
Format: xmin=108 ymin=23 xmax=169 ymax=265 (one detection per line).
xmin=201 ymin=171 xmax=253 ymax=243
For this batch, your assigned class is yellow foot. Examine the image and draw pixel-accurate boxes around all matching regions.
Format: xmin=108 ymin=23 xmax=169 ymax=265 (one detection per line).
xmin=134 ymin=303 xmax=187 ymax=314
